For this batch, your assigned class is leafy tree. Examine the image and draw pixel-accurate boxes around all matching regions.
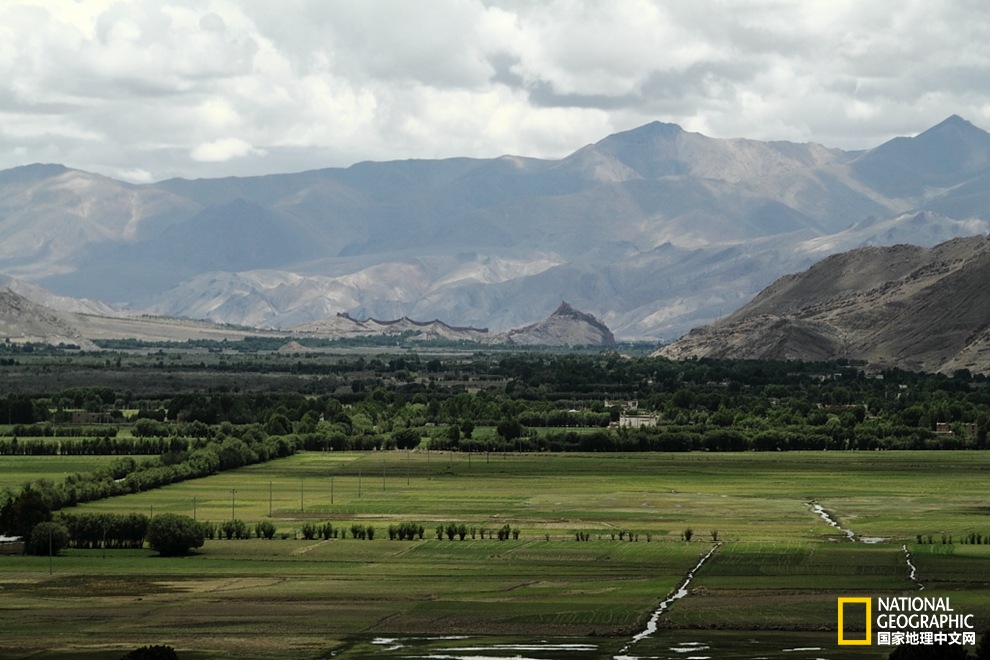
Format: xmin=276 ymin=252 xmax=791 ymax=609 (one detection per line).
xmin=0 ymin=486 xmax=51 ymax=537
xmin=255 ymin=520 xmax=276 ymax=540
xmin=27 ymin=521 xmax=69 ymax=556
xmin=146 ymin=513 xmax=206 ymax=556
xmin=496 ymin=418 xmax=523 ymax=441
xmin=392 ymin=428 xmax=421 ymax=450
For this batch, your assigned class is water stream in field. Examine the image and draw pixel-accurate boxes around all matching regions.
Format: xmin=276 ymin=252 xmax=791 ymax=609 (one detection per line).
xmin=808 ymin=501 xmax=856 ymax=540
xmin=613 ymin=542 xmax=721 ymax=659
xmin=903 ymin=544 xmax=924 ymax=590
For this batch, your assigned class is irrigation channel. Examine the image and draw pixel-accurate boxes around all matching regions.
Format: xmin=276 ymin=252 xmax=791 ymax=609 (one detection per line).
xmin=903 ymin=544 xmax=925 ymax=590
xmin=808 ymin=501 xmax=856 ymax=541
xmin=339 ymin=544 xmax=741 ymax=660
xmin=613 ymin=542 xmax=721 ymax=658
xmin=335 ymin=507 xmax=903 ymax=658
xmin=810 ymin=500 xmax=921 ymax=586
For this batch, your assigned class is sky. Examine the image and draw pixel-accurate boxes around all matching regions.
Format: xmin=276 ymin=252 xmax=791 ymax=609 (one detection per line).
xmin=2 ymin=0 xmax=989 ymax=183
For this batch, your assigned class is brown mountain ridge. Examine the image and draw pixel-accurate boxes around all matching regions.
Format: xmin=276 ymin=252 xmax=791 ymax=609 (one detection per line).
xmin=658 ymin=235 xmax=990 ymax=374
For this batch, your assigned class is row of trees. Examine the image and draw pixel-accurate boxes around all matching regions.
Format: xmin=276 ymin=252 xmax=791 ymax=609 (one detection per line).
xmin=6 ymin=356 xmax=990 ymax=451
xmin=0 ymin=433 xmax=300 ymax=538
xmin=434 ymin=522 xmax=518 ymax=540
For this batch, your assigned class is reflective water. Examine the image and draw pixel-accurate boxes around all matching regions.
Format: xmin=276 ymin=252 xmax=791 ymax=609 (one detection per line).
xmin=333 ymin=634 xmax=844 ymax=659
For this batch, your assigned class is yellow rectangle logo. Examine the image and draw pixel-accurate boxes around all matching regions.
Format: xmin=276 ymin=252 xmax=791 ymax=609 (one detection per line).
xmin=838 ymin=597 xmax=872 ymax=645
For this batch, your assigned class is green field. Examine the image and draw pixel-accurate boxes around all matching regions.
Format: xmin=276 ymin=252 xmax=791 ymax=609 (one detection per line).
xmin=0 ymin=455 xmax=129 ymax=490
xmin=2 ymin=451 xmax=989 ymax=659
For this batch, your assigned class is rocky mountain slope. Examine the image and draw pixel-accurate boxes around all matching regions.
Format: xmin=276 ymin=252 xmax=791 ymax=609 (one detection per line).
xmin=0 ymin=287 xmax=615 ymax=348
xmin=2 ymin=116 xmax=990 ymax=339
xmin=658 ymin=235 xmax=990 ymax=373
xmin=0 ymin=289 xmax=98 ymax=349
xmin=263 ymin=302 xmax=614 ymax=346
xmin=502 ymin=302 xmax=615 ymax=347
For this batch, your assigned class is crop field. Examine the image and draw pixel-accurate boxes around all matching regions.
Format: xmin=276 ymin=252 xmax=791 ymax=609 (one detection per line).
xmin=2 ymin=451 xmax=990 ymax=659
xmin=0 ymin=455 xmax=130 ymax=489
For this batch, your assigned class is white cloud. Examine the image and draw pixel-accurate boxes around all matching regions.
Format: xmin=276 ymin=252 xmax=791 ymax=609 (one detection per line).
xmin=0 ymin=0 xmax=988 ymax=180
xmin=190 ymin=137 xmax=260 ymax=162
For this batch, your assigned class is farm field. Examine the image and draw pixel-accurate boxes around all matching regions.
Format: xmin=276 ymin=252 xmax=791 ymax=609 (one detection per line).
xmin=0 ymin=455 xmax=131 ymax=490
xmin=2 ymin=451 xmax=990 ymax=658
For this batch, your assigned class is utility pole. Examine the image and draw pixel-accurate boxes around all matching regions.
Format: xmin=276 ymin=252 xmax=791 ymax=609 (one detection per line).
xmin=330 ymin=475 xmax=334 ymax=505
xmin=300 ymin=478 xmax=305 ymax=512
xmin=230 ymin=489 xmax=236 ymax=521
xmin=193 ymin=496 xmax=197 ymax=520
xmin=269 ymin=481 xmax=273 ymax=516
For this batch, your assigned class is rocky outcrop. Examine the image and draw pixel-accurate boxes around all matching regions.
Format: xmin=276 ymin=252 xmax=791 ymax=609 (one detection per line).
xmin=293 ymin=303 xmax=616 ymax=347
xmin=502 ymin=302 xmax=616 ymax=347
xmin=0 ymin=288 xmax=98 ymax=349
xmin=657 ymin=236 xmax=990 ymax=373
xmin=291 ymin=313 xmax=491 ymax=342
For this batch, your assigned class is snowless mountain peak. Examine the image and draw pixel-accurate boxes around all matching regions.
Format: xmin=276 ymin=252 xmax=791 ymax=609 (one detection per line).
xmin=2 ymin=116 xmax=990 ymax=341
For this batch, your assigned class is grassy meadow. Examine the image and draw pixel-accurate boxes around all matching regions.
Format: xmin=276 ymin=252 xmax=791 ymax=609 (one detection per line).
xmin=2 ymin=450 xmax=990 ymax=658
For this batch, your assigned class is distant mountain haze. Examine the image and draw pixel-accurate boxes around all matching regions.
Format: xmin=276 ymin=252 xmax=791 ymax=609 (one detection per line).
xmin=1 ymin=115 xmax=988 ymax=339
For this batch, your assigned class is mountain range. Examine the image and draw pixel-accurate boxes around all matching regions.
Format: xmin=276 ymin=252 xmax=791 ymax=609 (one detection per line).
xmin=2 ymin=115 xmax=989 ymax=339
xmin=0 ymin=285 xmax=616 ymax=349
xmin=659 ymin=235 xmax=990 ymax=374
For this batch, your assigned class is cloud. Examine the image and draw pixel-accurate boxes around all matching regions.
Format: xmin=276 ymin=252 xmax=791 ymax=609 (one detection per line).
xmin=0 ymin=0 xmax=989 ymax=180
xmin=190 ymin=137 xmax=260 ymax=162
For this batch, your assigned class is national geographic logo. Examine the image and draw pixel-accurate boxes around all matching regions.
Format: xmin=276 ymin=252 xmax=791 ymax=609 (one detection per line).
xmin=838 ymin=596 xmax=976 ymax=647
xmin=837 ymin=598 xmax=871 ymax=645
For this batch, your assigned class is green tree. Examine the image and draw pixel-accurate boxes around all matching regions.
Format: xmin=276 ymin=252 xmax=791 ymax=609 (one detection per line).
xmin=146 ymin=513 xmax=205 ymax=556
xmin=27 ymin=521 xmax=69 ymax=556
xmin=496 ymin=418 xmax=523 ymax=441
xmin=0 ymin=486 xmax=51 ymax=537
xmin=392 ymin=428 xmax=421 ymax=450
